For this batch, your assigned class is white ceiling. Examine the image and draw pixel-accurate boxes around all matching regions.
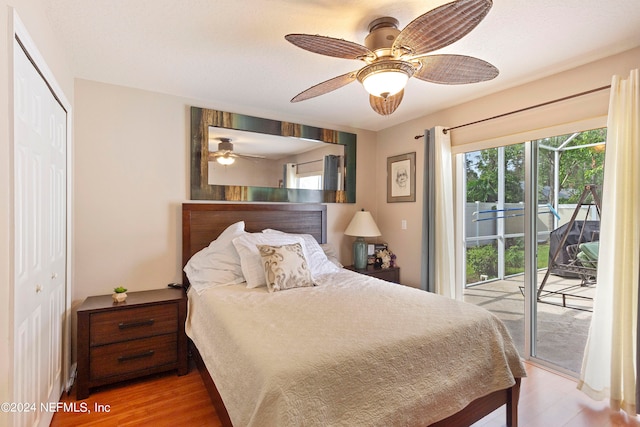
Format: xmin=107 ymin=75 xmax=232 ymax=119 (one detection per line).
xmin=41 ymin=0 xmax=640 ymax=132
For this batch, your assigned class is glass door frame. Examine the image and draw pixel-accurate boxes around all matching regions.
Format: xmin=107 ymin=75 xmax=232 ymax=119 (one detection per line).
xmin=454 ymin=139 xmax=543 ymax=365
xmin=523 ymin=140 xmax=537 ymax=360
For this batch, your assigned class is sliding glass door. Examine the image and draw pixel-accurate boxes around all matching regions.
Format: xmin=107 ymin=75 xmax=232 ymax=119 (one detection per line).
xmin=461 ymin=128 xmax=606 ymax=375
xmin=532 ymin=129 xmax=605 ymax=372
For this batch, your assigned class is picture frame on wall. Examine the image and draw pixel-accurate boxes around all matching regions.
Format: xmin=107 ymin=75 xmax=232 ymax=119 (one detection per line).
xmin=387 ymin=152 xmax=416 ymax=203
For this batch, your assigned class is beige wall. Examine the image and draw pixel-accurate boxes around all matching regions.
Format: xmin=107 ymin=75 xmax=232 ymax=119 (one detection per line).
xmin=73 ymin=79 xmax=377 ymax=307
xmin=375 ymin=47 xmax=640 ymax=288
xmin=1 ymin=2 xmax=75 ymax=423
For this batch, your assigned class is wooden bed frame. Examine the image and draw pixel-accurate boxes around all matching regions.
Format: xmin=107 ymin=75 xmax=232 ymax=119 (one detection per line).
xmin=182 ymin=202 xmax=521 ymax=427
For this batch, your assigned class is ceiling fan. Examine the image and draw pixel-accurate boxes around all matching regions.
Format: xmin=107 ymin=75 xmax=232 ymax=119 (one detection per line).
xmin=208 ymin=138 xmax=265 ymax=165
xmin=285 ymin=0 xmax=498 ymax=116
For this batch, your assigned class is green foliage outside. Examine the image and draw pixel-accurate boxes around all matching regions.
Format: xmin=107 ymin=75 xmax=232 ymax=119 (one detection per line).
xmin=466 ymin=244 xmax=498 ymax=281
xmin=537 ymin=129 xmax=606 ymax=203
xmin=466 ymin=129 xmax=606 ymax=205
xmin=466 ymin=144 xmax=525 ymax=203
xmin=466 ymin=242 xmax=550 ymax=285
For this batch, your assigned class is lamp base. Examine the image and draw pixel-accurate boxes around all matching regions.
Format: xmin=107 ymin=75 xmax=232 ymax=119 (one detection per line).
xmin=352 ymin=237 xmax=367 ymax=270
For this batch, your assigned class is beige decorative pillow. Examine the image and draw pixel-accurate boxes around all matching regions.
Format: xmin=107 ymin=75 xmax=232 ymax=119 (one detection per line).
xmin=257 ymin=243 xmax=315 ymax=292
xmin=233 ymin=233 xmax=305 ymax=289
xmin=262 ymin=229 xmax=340 ymax=275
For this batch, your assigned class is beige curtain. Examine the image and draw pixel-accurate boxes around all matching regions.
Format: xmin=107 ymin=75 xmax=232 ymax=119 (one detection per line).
xmin=284 ymin=163 xmax=297 ymax=188
xmin=422 ymin=127 xmax=456 ymax=298
xmin=578 ymin=69 xmax=640 ymax=414
xmin=434 ymin=127 xmax=456 ymax=298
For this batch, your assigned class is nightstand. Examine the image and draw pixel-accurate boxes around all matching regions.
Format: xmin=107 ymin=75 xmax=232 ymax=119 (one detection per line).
xmin=345 ymin=265 xmax=400 ymax=283
xmin=76 ymin=288 xmax=188 ymax=399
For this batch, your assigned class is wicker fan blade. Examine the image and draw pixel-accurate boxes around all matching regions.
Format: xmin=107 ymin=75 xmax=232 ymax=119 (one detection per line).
xmin=285 ymin=34 xmax=374 ymax=60
xmin=236 ymin=153 xmax=265 ymax=160
xmin=291 ymin=71 xmax=358 ymax=102
xmin=414 ymin=54 xmax=498 ymax=84
xmin=393 ymin=0 xmax=492 ymax=56
xmin=208 ymin=152 xmax=264 ymax=161
xmin=370 ymin=90 xmax=404 ymax=116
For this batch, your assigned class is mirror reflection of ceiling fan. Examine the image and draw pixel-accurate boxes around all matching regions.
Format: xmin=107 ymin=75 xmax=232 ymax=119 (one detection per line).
xmin=208 ymin=138 xmax=266 ymax=165
xmin=285 ymin=0 xmax=497 ymax=116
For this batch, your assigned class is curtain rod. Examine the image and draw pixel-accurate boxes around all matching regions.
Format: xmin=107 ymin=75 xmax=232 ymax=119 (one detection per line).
xmin=294 ymin=159 xmax=322 ymax=167
xmin=414 ymin=84 xmax=611 ymax=139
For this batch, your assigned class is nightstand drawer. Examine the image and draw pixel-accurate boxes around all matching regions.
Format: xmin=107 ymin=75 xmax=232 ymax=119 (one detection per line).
xmin=90 ymin=304 xmax=178 ymax=346
xmin=90 ymin=334 xmax=177 ymax=380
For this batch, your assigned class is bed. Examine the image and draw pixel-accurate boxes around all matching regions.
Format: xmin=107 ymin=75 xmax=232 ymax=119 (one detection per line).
xmin=182 ymin=203 xmax=525 ymax=427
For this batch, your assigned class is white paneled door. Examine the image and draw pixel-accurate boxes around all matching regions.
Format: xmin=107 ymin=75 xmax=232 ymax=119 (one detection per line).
xmin=13 ymin=38 xmax=67 ymax=427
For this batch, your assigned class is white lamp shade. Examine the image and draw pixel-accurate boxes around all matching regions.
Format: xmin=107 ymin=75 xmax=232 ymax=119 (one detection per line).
xmin=344 ymin=210 xmax=381 ymax=237
xmin=216 ymin=155 xmax=235 ymax=165
xmin=362 ymin=71 xmax=408 ymax=98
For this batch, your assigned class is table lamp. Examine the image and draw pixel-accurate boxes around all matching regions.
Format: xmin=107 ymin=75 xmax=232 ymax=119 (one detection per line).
xmin=344 ymin=209 xmax=381 ymax=269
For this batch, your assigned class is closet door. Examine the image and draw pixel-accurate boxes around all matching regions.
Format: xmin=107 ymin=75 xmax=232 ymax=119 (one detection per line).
xmin=13 ymin=38 xmax=67 ymax=427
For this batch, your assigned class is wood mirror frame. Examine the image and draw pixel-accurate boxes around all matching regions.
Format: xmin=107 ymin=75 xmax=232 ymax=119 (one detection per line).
xmin=190 ymin=106 xmax=356 ymax=203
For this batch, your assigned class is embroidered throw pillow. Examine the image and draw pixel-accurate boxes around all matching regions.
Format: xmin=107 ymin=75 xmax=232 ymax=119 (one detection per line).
xmin=232 ymin=233 xmax=305 ymax=289
xmin=262 ymin=229 xmax=341 ymax=275
xmin=257 ymin=243 xmax=315 ymax=292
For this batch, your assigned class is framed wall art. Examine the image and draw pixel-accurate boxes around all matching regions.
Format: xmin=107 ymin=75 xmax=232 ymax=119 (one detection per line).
xmin=387 ymin=152 xmax=416 ymax=203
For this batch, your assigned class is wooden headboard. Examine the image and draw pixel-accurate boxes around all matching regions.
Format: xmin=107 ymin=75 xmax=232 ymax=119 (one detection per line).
xmin=182 ymin=203 xmax=327 ymax=271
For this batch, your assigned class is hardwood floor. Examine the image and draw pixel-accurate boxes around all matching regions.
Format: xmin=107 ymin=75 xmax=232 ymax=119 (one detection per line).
xmin=473 ymin=362 xmax=640 ymax=427
xmin=51 ymin=361 xmax=639 ymax=427
xmin=50 ymin=362 xmax=220 ymax=427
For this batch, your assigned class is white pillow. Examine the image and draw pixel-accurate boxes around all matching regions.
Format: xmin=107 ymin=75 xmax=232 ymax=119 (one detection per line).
xmin=262 ymin=229 xmax=340 ymax=275
xmin=184 ymin=221 xmax=246 ymax=294
xmin=232 ymin=233 xmax=305 ymax=289
xmin=320 ymin=243 xmax=343 ymax=268
xmin=258 ymin=243 xmax=315 ymax=292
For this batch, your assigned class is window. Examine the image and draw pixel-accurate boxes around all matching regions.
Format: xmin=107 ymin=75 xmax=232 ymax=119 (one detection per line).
xmin=296 ymin=174 xmax=323 ymax=190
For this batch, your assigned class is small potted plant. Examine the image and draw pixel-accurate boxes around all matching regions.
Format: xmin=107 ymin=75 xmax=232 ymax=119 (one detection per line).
xmin=112 ymin=286 xmax=128 ymax=303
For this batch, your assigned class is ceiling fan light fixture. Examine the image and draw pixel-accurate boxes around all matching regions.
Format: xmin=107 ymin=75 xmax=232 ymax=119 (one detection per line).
xmin=357 ymin=61 xmax=414 ymax=98
xmin=216 ymin=155 xmax=235 ymax=165
xmin=285 ymin=0 xmax=497 ymax=115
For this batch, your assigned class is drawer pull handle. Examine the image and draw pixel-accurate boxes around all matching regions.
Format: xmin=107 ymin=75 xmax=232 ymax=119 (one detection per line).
xmin=118 ymin=319 xmax=154 ymax=329
xmin=118 ymin=350 xmax=155 ymax=362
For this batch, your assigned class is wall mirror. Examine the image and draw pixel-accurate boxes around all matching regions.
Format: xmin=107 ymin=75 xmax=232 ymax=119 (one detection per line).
xmin=190 ymin=106 xmax=356 ymax=203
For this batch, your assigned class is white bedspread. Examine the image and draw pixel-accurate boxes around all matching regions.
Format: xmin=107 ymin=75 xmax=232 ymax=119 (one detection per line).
xmin=186 ymin=269 xmax=526 ymax=426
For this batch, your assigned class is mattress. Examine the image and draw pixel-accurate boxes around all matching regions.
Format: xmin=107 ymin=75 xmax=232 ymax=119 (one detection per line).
xmin=186 ymin=269 xmax=526 ymax=426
